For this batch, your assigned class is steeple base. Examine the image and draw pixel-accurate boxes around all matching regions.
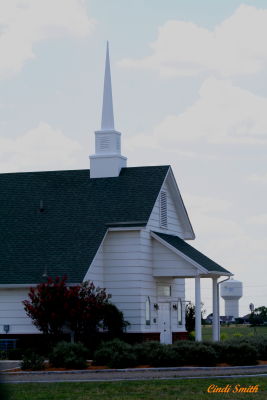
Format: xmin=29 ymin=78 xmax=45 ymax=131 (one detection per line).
xmin=89 ymin=154 xmax=127 ymax=178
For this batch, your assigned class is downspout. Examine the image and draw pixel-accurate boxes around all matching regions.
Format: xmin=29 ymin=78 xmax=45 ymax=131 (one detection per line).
xmin=217 ymin=276 xmax=231 ymax=341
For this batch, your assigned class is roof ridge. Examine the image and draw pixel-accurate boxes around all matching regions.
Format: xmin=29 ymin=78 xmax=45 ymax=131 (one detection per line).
xmin=0 ymin=165 xmax=171 ymax=176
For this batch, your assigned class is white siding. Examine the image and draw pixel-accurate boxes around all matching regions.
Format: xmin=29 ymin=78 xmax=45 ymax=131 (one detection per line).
xmin=103 ymin=230 xmax=142 ymax=332
xmin=147 ymin=179 xmax=185 ymax=237
xmin=0 ymin=229 xmax=188 ymax=336
xmin=85 ymin=231 xmax=147 ymax=332
xmin=83 ymin=243 xmax=104 ymax=287
xmin=153 ymin=277 xmax=186 ymax=332
xmin=0 ymin=289 xmax=39 ymax=334
xmin=0 ymin=234 xmax=189 ymax=337
xmin=139 ymin=230 xmax=156 ymax=332
xmin=152 ymin=239 xmax=198 ymax=277
xmin=172 ymin=279 xmax=186 ymax=329
xmin=98 ymin=229 xmax=187 ymax=334
xmin=138 ymin=230 xmax=186 ymax=333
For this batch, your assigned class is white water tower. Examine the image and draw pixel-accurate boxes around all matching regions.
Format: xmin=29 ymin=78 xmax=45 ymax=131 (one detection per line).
xmin=221 ymin=278 xmax=243 ymax=318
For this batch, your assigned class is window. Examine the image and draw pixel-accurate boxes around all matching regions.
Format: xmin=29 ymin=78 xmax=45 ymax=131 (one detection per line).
xmin=157 ymin=285 xmax=171 ymax=297
xmin=160 ymin=191 xmax=167 ymax=228
xmin=145 ymin=297 xmax=151 ymax=325
xmin=177 ymin=299 xmax=182 ymax=325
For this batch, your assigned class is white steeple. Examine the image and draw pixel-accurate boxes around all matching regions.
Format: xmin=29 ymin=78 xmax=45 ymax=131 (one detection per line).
xmin=90 ymin=42 xmax=127 ymax=178
xmin=101 ymin=42 xmax=114 ymax=130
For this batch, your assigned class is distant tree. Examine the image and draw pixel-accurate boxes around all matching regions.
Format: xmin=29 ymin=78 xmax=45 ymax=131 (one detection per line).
xmin=255 ymin=306 xmax=267 ymax=320
xmin=249 ymin=306 xmax=267 ymax=326
xmin=235 ymin=317 xmax=245 ymax=325
xmin=185 ymin=303 xmax=195 ymax=333
xmin=23 ymin=277 xmax=127 ymax=340
xmin=185 ymin=303 xmax=206 ymax=333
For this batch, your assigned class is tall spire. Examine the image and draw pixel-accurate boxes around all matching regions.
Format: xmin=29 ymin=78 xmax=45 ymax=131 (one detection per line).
xmin=101 ymin=41 xmax=114 ymax=130
xmin=90 ymin=42 xmax=127 ymax=178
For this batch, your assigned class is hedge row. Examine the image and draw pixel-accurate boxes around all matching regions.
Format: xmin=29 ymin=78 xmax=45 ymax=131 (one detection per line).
xmin=93 ymin=337 xmax=267 ymax=368
xmin=20 ymin=342 xmax=89 ymax=370
xmin=16 ymin=335 xmax=267 ymax=370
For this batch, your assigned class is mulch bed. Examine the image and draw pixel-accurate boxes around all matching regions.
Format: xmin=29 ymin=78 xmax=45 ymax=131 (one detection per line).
xmin=7 ymin=363 xmax=153 ymax=372
xmin=7 ymin=360 xmax=267 ymax=372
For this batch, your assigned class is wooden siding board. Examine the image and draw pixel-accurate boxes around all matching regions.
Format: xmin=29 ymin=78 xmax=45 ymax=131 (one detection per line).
xmin=104 ymin=275 xmax=154 ymax=282
xmin=0 ymin=289 xmax=38 ymax=334
xmin=152 ymin=239 xmax=198 ymax=276
xmin=84 ymin=243 xmax=104 ymax=287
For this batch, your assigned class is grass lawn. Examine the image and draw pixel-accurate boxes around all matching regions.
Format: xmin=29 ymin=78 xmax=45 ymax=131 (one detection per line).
xmin=4 ymin=378 xmax=267 ymax=400
xmin=202 ymin=324 xmax=267 ymax=341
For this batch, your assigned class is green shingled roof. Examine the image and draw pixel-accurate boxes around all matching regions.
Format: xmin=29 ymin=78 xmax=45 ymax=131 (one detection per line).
xmin=153 ymin=232 xmax=231 ymax=275
xmin=0 ymin=166 xmax=169 ymax=285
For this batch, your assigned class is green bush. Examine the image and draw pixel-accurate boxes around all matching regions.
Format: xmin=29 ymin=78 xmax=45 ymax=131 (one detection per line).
xmin=236 ymin=336 xmax=267 ymax=360
xmin=208 ymin=341 xmax=258 ymax=365
xmin=94 ymin=338 xmax=261 ymax=369
xmin=1 ymin=347 xmax=34 ymax=361
xmin=134 ymin=341 xmax=164 ymax=365
xmin=0 ymin=383 xmax=9 ymax=400
xmin=225 ymin=343 xmax=258 ymax=365
xmin=20 ymin=351 xmax=45 ymax=370
xmin=253 ymin=338 xmax=267 ymax=360
xmin=93 ymin=339 xmax=137 ymax=368
xmin=187 ymin=332 xmax=195 ymax=341
xmin=92 ymin=343 xmax=114 ymax=366
xmin=189 ymin=343 xmax=217 ymax=366
xmin=173 ymin=341 xmax=217 ymax=366
xmin=7 ymin=348 xmax=24 ymax=360
xmin=135 ymin=341 xmax=217 ymax=367
xmin=134 ymin=341 xmax=180 ymax=367
xmin=107 ymin=350 xmax=137 ymax=369
xmin=206 ymin=341 xmax=225 ymax=362
xmin=49 ymin=341 xmax=88 ymax=369
xmin=151 ymin=345 xmax=179 ymax=367
xmin=168 ymin=342 xmax=193 ymax=366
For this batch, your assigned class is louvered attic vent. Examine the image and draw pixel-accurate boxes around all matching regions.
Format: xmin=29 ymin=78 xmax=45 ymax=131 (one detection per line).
xmin=98 ymin=136 xmax=110 ymax=151
xmin=160 ymin=191 xmax=167 ymax=228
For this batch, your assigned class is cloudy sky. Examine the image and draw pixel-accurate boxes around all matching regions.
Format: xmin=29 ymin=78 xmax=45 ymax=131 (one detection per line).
xmin=1 ymin=0 xmax=266 ymax=315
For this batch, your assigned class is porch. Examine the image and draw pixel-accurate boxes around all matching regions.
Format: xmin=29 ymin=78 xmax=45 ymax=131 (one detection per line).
xmin=151 ymin=231 xmax=232 ymax=342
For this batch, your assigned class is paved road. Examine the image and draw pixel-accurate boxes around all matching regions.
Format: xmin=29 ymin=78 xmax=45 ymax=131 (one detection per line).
xmin=2 ymin=364 xmax=267 ymax=383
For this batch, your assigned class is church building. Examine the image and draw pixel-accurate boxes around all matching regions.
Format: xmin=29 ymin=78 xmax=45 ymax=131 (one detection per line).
xmin=0 ymin=43 xmax=232 ymax=344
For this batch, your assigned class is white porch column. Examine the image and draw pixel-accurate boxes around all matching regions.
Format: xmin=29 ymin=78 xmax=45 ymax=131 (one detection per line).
xmin=212 ymin=277 xmax=219 ymax=341
xmin=195 ymin=275 xmax=202 ymax=341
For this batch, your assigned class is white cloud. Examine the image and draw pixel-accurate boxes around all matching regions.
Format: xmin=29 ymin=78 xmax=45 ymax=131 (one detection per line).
xmin=247 ymin=214 xmax=267 ymax=225
xmin=0 ymin=122 xmax=84 ymax=172
xmin=183 ymin=193 xmax=232 ymax=215
xmin=128 ymin=78 xmax=267 ymax=147
xmin=184 ymin=193 xmax=267 ymax=274
xmin=0 ymin=0 xmax=95 ymax=79
xmin=184 ymin=192 xmax=267 ymax=314
xmin=248 ymin=173 xmax=267 ymax=183
xmin=119 ymin=5 xmax=267 ymax=78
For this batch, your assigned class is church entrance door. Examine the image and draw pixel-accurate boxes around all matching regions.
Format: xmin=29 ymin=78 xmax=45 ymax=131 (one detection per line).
xmin=158 ymin=302 xmax=172 ymax=344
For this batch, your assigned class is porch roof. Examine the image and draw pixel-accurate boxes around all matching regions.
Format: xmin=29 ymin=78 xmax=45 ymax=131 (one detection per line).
xmin=152 ymin=232 xmax=231 ymax=275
